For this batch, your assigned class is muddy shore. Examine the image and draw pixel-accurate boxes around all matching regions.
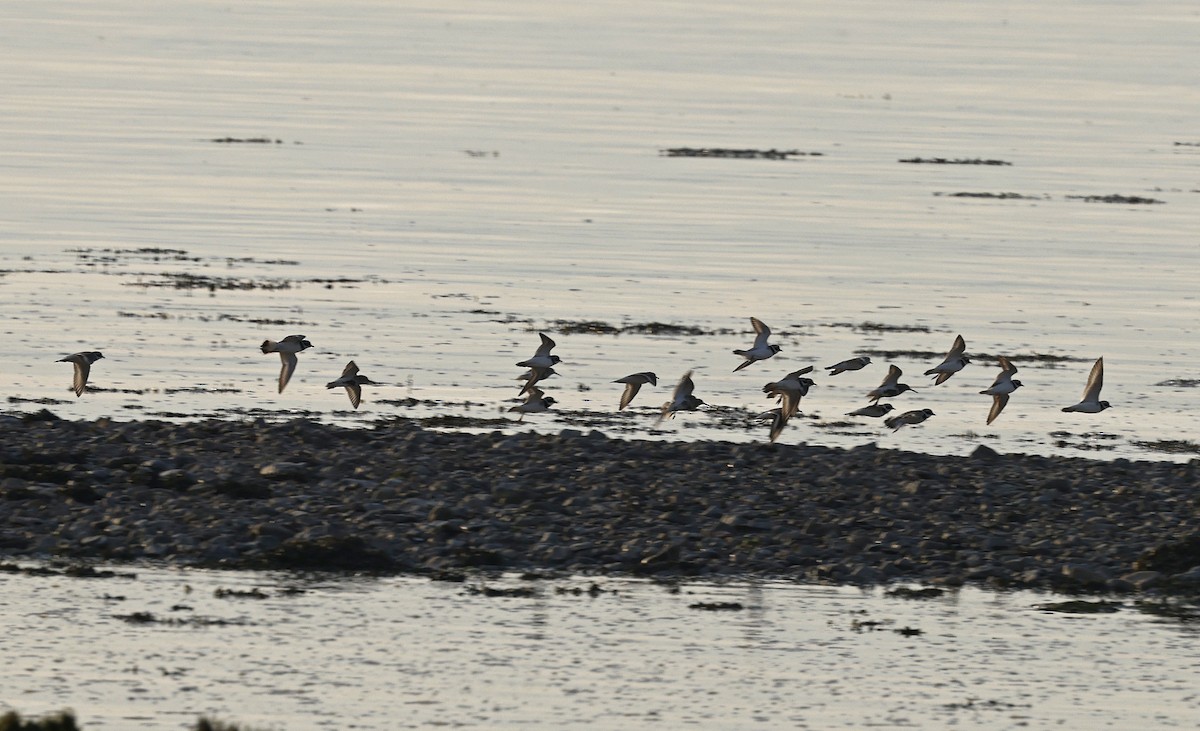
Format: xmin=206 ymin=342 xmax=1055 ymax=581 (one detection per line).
xmin=1 ymin=412 xmax=1197 ymax=595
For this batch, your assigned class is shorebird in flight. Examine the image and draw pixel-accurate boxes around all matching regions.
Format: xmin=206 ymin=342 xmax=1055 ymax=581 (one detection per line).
xmin=58 ymin=351 xmax=104 ymax=397
xmin=613 ymin=371 xmax=657 ymax=410
xmin=1061 ymin=357 xmax=1112 ymax=413
xmin=260 ymin=335 xmax=313 ymax=393
xmin=732 ymin=317 xmax=781 ymax=372
xmin=326 ymin=360 xmax=378 ymax=409
xmin=825 ymin=356 xmax=871 ymax=376
xmin=925 ymin=334 xmax=970 ymax=385
xmin=980 ymin=356 xmax=1023 ymax=424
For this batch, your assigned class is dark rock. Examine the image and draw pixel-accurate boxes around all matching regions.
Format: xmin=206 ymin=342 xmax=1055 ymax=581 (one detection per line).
xmin=253 ymin=536 xmax=400 ymax=572
xmin=21 ymin=409 xmax=61 ymax=422
xmin=1134 ymin=535 xmax=1200 ymax=574
xmin=61 ymin=483 xmax=102 ymax=504
xmin=970 ymin=445 xmax=1001 ymax=461
xmin=157 ymin=469 xmax=195 ymax=490
xmin=259 ymin=462 xmax=310 ymax=480
xmin=1041 ymin=477 xmax=1072 ymax=492
xmin=1120 ymin=570 xmax=1163 ymax=590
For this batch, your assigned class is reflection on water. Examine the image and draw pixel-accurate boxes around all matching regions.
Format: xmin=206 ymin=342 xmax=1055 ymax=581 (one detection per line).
xmin=0 ymin=566 xmax=1196 ymax=729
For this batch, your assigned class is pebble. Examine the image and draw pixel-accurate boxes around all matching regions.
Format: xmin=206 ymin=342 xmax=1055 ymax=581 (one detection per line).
xmin=0 ymin=415 xmax=1198 ymax=595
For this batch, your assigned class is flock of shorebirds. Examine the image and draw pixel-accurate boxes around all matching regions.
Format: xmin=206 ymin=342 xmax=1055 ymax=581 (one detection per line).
xmin=55 ymin=317 xmax=1112 ymax=442
xmin=503 ymin=316 xmax=1111 ymax=442
xmin=55 ymin=336 xmax=376 ymax=409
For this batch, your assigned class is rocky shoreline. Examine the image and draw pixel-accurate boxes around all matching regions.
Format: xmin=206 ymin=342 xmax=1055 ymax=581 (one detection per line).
xmin=2 ymin=411 xmax=1198 ymax=596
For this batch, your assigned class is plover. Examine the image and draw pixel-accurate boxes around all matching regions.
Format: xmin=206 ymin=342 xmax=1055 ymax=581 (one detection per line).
xmin=825 ymin=356 xmax=871 ymax=376
xmin=260 ymin=334 xmax=313 ymax=393
xmin=980 ymin=356 xmax=1023 ymax=425
xmin=1061 ymin=357 xmax=1112 ymax=413
xmin=925 ymin=334 xmax=971 ymax=385
xmin=57 ymin=351 xmax=104 ymax=397
xmin=885 ymin=408 xmax=935 ymax=431
xmin=659 ymin=370 xmax=705 ymax=422
xmin=509 ymin=386 xmax=556 ymax=421
xmin=613 ymin=371 xmax=657 ymax=410
xmin=755 ymin=407 xmax=790 ymax=443
xmin=326 ymin=360 xmax=378 ymax=409
xmin=846 ymin=403 xmax=895 ymax=418
xmin=732 ymin=317 xmax=781 ymax=372
xmin=762 ymin=366 xmax=815 ymax=419
xmin=867 ymin=364 xmax=917 ymax=403
xmin=518 ymin=365 xmax=559 ymax=396
xmin=516 ymin=332 xmax=560 ymax=369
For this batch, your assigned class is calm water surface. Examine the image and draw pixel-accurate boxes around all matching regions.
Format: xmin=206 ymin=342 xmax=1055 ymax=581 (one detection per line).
xmin=1 ymin=566 xmax=1198 ymax=730
xmin=0 ymin=0 xmax=1197 ymax=458
xmin=1 ymin=6 xmax=1199 ymax=725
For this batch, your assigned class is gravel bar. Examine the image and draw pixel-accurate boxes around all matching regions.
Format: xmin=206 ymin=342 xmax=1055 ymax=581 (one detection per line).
xmin=2 ymin=413 xmax=1198 ymax=595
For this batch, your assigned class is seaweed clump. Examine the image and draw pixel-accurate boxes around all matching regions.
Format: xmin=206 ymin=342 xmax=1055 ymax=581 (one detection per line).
xmin=0 ymin=710 xmax=80 ymax=731
xmin=251 ymin=535 xmax=401 ymax=572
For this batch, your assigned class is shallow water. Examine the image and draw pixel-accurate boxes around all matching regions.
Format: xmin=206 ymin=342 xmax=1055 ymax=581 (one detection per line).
xmin=4 ymin=5 xmax=1200 ymax=727
xmin=1 ymin=566 xmax=1197 ymax=730
xmin=2 ymin=0 xmax=1199 ymax=459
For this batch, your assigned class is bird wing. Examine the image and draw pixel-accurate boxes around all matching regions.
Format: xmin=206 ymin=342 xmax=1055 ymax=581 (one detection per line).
xmin=780 ymin=389 xmax=802 ymax=419
xmin=71 ymin=356 xmax=90 ymax=397
xmin=1082 ymin=357 xmax=1104 ymax=402
xmin=618 ymin=382 xmax=642 ymax=410
xmin=345 ymin=383 xmax=362 ymax=409
xmin=673 ymin=371 xmax=695 ymax=400
xmin=768 ymin=408 xmax=787 ymax=443
xmin=534 ymin=332 xmax=556 ymax=357
xmin=987 ymin=394 xmax=1009 ymax=425
xmin=278 ymin=352 xmax=298 ymax=393
xmin=519 ymin=366 xmax=551 ymax=396
xmin=750 ymin=317 xmax=771 ymax=348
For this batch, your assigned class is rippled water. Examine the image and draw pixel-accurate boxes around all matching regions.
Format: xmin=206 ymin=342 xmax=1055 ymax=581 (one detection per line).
xmin=1 ymin=566 xmax=1197 ymax=730
xmin=1 ymin=0 xmax=1198 ymax=459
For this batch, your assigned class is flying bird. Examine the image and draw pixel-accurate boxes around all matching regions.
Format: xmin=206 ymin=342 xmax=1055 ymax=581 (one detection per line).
xmin=885 ymin=408 xmax=935 ymax=431
xmin=825 ymin=356 xmax=871 ymax=376
xmin=326 ymin=360 xmax=378 ymax=409
xmin=57 ymin=351 xmax=104 ymax=397
xmin=866 ymin=365 xmax=917 ymax=403
xmin=925 ymin=334 xmax=971 ymax=385
xmin=762 ymin=366 xmax=815 ymax=419
xmin=732 ymin=317 xmax=781 ymax=372
xmin=516 ymin=332 xmax=560 ymax=370
xmin=260 ymin=334 xmax=313 ymax=393
xmin=517 ymin=365 xmax=559 ymax=396
xmin=846 ymin=404 xmax=894 ymax=418
xmin=613 ymin=371 xmax=657 ymax=410
xmin=508 ymin=386 xmax=557 ymax=421
xmin=755 ymin=407 xmax=790 ymax=443
xmin=980 ymin=356 xmax=1023 ymax=425
xmin=659 ymin=371 xmax=705 ymax=423
xmin=1061 ymin=357 xmax=1112 ymax=413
